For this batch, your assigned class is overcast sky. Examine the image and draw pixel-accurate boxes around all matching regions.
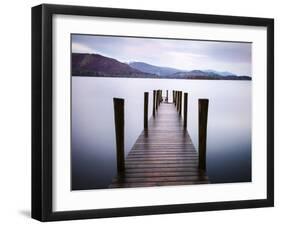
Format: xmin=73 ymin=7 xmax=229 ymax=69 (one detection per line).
xmin=72 ymin=34 xmax=252 ymax=76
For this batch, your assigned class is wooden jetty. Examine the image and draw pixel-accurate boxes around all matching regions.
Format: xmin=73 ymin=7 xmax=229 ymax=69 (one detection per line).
xmin=110 ymin=90 xmax=209 ymax=188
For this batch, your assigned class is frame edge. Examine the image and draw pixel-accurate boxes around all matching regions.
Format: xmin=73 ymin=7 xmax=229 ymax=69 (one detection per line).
xmin=31 ymin=4 xmax=44 ymax=221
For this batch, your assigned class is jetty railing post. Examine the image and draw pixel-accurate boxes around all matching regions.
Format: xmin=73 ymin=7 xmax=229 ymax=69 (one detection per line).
xmin=179 ymin=91 xmax=182 ymax=116
xmin=176 ymin=91 xmax=179 ymax=111
xmin=176 ymin=91 xmax=179 ymax=107
xmin=166 ymin=90 xmax=168 ymax=102
xmin=156 ymin=90 xmax=159 ymax=111
xmin=198 ymin=99 xmax=209 ymax=171
xmin=113 ymin=98 xmax=125 ymax=173
xmin=176 ymin=91 xmax=179 ymax=110
xmin=183 ymin=93 xmax=188 ymax=128
xmin=177 ymin=91 xmax=180 ymax=112
xmin=153 ymin=90 xmax=156 ymax=117
xmin=144 ymin=92 xmax=149 ymax=129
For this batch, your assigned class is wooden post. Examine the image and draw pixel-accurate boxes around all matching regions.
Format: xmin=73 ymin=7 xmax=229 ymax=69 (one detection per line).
xmin=179 ymin=91 xmax=182 ymax=116
xmin=156 ymin=90 xmax=159 ymax=111
xmin=113 ymin=98 xmax=125 ymax=173
xmin=176 ymin=91 xmax=179 ymax=111
xmin=174 ymin=91 xmax=177 ymax=106
xmin=144 ymin=92 xmax=149 ymax=129
xmin=198 ymin=99 xmax=209 ymax=171
xmin=183 ymin=93 xmax=188 ymax=128
xmin=166 ymin=90 xmax=168 ymax=102
xmin=153 ymin=90 xmax=156 ymax=117
xmin=177 ymin=91 xmax=180 ymax=111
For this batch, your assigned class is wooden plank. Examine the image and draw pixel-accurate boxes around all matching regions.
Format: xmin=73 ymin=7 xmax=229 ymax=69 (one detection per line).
xmin=126 ymin=160 xmax=199 ymax=164
xmin=125 ymin=167 xmax=204 ymax=173
xmin=126 ymin=156 xmax=199 ymax=161
xmin=110 ymin=181 xmax=209 ymax=188
xmin=125 ymin=163 xmax=199 ymax=169
xmin=112 ymin=176 xmax=208 ymax=183
xmin=122 ymin=171 xmax=205 ymax=178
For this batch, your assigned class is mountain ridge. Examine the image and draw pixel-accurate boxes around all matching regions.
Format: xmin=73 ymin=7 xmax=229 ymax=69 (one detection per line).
xmin=72 ymin=53 xmax=251 ymax=80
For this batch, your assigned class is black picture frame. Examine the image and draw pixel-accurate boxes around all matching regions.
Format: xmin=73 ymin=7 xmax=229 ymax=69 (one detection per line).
xmin=32 ymin=3 xmax=274 ymax=222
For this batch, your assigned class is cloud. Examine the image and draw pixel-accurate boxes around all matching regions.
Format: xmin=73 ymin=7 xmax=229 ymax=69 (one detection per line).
xmin=72 ymin=42 xmax=95 ymax=54
xmin=71 ymin=34 xmax=252 ymax=75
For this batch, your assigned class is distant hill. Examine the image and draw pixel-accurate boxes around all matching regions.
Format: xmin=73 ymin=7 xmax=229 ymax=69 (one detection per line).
xmin=203 ymin=69 xmax=236 ymax=77
xmin=129 ymin=62 xmax=182 ymax=76
xmin=172 ymin=70 xmax=251 ymax=80
xmin=72 ymin=53 xmax=152 ymax=77
xmin=72 ymin=53 xmax=251 ymax=80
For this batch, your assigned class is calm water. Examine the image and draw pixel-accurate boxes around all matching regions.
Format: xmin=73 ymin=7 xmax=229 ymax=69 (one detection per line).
xmin=71 ymin=77 xmax=251 ymax=190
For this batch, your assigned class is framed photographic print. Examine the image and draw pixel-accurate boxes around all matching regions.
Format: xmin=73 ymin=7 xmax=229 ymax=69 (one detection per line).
xmin=31 ymin=4 xmax=274 ymax=221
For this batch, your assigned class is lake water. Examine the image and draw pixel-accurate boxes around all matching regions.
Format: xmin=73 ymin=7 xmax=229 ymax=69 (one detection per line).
xmin=71 ymin=77 xmax=251 ymax=190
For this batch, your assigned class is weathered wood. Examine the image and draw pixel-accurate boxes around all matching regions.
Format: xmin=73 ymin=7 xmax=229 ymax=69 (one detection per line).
xmin=110 ymin=180 xmax=209 ymax=188
xmin=110 ymin=102 xmax=209 ymax=188
xmin=183 ymin=93 xmax=188 ymax=128
xmin=113 ymin=98 xmax=125 ymax=173
xmin=112 ymin=175 xmax=208 ymax=183
xmin=175 ymin=91 xmax=179 ymax=109
xmin=166 ymin=90 xmax=168 ymax=102
xmin=159 ymin=90 xmax=162 ymax=105
xmin=177 ymin=91 xmax=179 ymax=108
xmin=122 ymin=171 xmax=204 ymax=178
xmin=153 ymin=90 xmax=156 ymax=117
xmin=124 ymin=167 xmax=204 ymax=173
xmin=179 ymin=91 xmax=182 ymax=116
xmin=156 ymin=90 xmax=159 ymax=111
xmin=198 ymin=99 xmax=209 ymax=171
xmin=144 ymin=92 xmax=149 ymax=129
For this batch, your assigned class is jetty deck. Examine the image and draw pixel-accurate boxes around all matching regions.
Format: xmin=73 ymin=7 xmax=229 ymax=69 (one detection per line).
xmin=110 ymin=96 xmax=209 ymax=188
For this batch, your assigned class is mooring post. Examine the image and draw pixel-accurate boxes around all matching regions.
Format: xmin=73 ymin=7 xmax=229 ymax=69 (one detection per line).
xmin=153 ymin=90 xmax=156 ymax=117
xmin=177 ymin=91 xmax=180 ymax=112
xmin=176 ymin=91 xmax=179 ymax=110
xmin=113 ymin=98 xmax=125 ymax=173
xmin=179 ymin=91 xmax=183 ymax=116
xmin=144 ymin=92 xmax=149 ymax=129
xmin=183 ymin=93 xmax=188 ymax=128
xmin=174 ymin=91 xmax=177 ymax=106
xmin=198 ymin=99 xmax=209 ymax=171
xmin=156 ymin=90 xmax=159 ymax=111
